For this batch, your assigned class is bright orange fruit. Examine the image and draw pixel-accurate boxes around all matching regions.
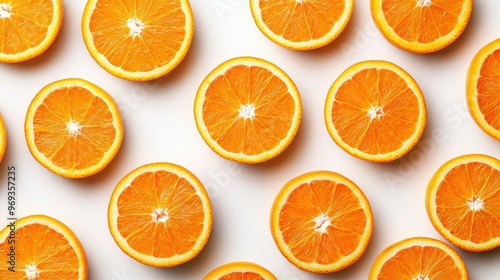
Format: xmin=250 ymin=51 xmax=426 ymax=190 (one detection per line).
xmin=250 ymin=0 xmax=354 ymax=50
xmin=324 ymin=60 xmax=427 ymax=162
xmin=203 ymin=261 xmax=277 ymax=280
xmin=24 ymin=78 xmax=123 ymax=178
xmin=0 ymin=215 xmax=88 ymax=279
xmin=108 ymin=162 xmax=212 ymax=267
xmin=370 ymin=0 xmax=473 ymax=53
xmin=270 ymin=171 xmax=373 ymax=273
xmin=0 ymin=114 xmax=6 ymax=163
xmin=194 ymin=56 xmax=302 ymax=164
xmin=82 ymin=0 xmax=194 ymax=81
xmin=467 ymin=38 xmax=500 ymax=140
xmin=0 ymin=0 xmax=63 ymax=63
xmin=369 ymin=237 xmax=469 ymax=280
xmin=426 ymin=154 xmax=500 ymax=252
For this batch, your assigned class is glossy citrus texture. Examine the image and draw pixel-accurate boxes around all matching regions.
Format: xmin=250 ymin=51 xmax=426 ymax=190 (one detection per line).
xmin=108 ymin=162 xmax=212 ymax=267
xmin=203 ymin=261 xmax=277 ymax=280
xmin=25 ymin=78 xmax=123 ymax=179
xmin=270 ymin=171 xmax=373 ymax=273
xmin=194 ymin=56 xmax=302 ymax=164
xmin=369 ymin=237 xmax=468 ymax=280
xmin=467 ymin=38 xmax=500 ymax=140
xmin=325 ymin=60 xmax=426 ymax=162
xmin=0 ymin=215 xmax=88 ymax=279
xmin=82 ymin=0 xmax=194 ymax=81
xmin=426 ymin=154 xmax=500 ymax=252
xmin=0 ymin=0 xmax=63 ymax=63
xmin=0 ymin=114 xmax=6 ymax=163
xmin=250 ymin=0 xmax=354 ymax=50
xmin=370 ymin=0 xmax=472 ymax=53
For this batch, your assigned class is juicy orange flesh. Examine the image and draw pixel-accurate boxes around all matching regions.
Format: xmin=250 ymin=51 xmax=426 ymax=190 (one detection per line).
xmin=381 ymin=0 xmax=464 ymax=43
xmin=0 ymin=223 xmax=80 ymax=278
xmin=116 ymin=171 xmax=205 ymax=258
xmin=33 ymin=87 xmax=116 ymax=170
xmin=279 ymin=180 xmax=367 ymax=264
xmin=219 ymin=272 xmax=265 ymax=280
xmin=0 ymin=0 xmax=54 ymax=54
xmin=89 ymin=0 xmax=186 ymax=72
xmin=435 ymin=162 xmax=500 ymax=243
xmin=377 ymin=245 xmax=463 ymax=279
xmin=476 ymin=49 xmax=500 ymax=130
xmin=258 ymin=0 xmax=344 ymax=42
xmin=202 ymin=65 xmax=295 ymax=156
xmin=331 ymin=68 xmax=419 ymax=155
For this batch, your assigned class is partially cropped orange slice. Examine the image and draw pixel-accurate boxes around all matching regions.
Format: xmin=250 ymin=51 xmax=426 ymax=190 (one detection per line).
xmin=270 ymin=171 xmax=373 ymax=273
xmin=0 ymin=215 xmax=88 ymax=279
xmin=25 ymin=78 xmax=123 ymax=178
xmin=370 ymin=0 xmax=473 ymax=53
xmin=324 ymin=60 xmax=426 ymax=162
xmin=0 ymin=0 xmax=63 ymax=63
xmin=426 ymin=154 xmax=500 ymax=252
xmin=369 ymin=237 xmax=469 ymax=280
xmin=467 ymin=38 xmax=500 ymax=140
xmin=250 ymin=0 xmax=354 ymax=50
xmin=194 ymin=56 xmax=302 ymax=164
xmin=108 ymin=162 xmax=212 ymax=267
xmin=203 ymin=261 xmax=277 ymax=280
xmin=82 ymin=0 xmax=194 ymax=81
xmin=0 ymin=114 xmax=6 ymax=163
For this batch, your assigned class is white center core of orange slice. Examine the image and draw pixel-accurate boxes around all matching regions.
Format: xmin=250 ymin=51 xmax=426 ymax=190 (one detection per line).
xmin=127 ymin=18 xmax=145 ymax=37
xmin=414 ymin=275 xmax=429 ymax=280
xmin=368 ymin=106 xmax=384 ymax=120
xmin=25 ymin=264 xmax=40 ymax=280
xmin=0 ymin=4 xmax=11 ymax=18
xmin=152 ymin=208 xmax=169 ymax=223
xmin=468 ymin=197 xmax=484 ymax=211
xmin=417 ymin=0 xmax=431 ymax=6
xmin=313 ymin=214 xmax=331 ymax=234
xmin=67 ymin=120 xmax=81 ymax=137
xmin=239 ymin=104 xmax=256 ymax=119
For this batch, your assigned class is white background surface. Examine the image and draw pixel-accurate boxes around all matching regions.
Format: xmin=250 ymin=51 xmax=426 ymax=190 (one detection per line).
xmin=1 ymin=0 xmax=500 ymax=279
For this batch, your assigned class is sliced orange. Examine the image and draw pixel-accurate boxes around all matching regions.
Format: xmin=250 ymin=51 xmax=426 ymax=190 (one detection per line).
xmin=369 ymin=237 xmax=469 ymax=280
xmin=0 ymin=114 xmax=6 ymax=163
xmin=108 ymin=162 xmax=212 ymax=267
xmin=194 ymin=56 xmax=302 ymax=164
xmin=324 ymin=60 xmax=427 ymax=162
xmin=0 ymin=0 xmax=63 ymax=63
xmin=250 ymin=0 xmax=354 ymax=50
xmin=370 ymin=0 xmax=473 ymax=53
xmin=24 ymin=78 xmax=123 ymax=179
xmin=426 ymin=154 xmax=500 ymax=252
xmin=203 ymin=261 xmax=277 ymax=280
xmin=0 ymin=215 xmax=88 ymax=279
xmin=270 ymin=171 xmax=373 ymax=273
xmin=467 ymin=38 xmax=500 ymax=140
xmin=81 ymin=0 xmax=194 ymax=81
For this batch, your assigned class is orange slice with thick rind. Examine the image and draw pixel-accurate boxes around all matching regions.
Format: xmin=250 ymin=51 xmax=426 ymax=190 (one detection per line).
xmin=203 ymin=261 xmax=277 ymax=280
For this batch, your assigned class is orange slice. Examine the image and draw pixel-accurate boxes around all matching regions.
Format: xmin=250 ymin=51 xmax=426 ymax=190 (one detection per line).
xmin=0 ymin=215 xmax=88 ymax=279
xmin=370 ymin=0 xmax=473 ymax=53
xmin=81 ymin=0 xmax=194 ymax=81
xmin=0 ymin=114 xmax=6 ymax=163
xmin=426 ymin=154 xmax=500 ymax=252
xmin=467 ymin=38 xmax=500 ymax=140
xmin=0 ymin=0 xmax=63 ymax=63
xmin=324 ymin=60 xmax=427 ymax=162
xmin=194 ymin=56 xmax=302 ymax=164
xmin=270 ymin=171 xmax=373 ymax=273
xmin=24 ymin=78 xmax=123 ymax=179
xmin=108 ymin=162 xmax=212 ymax=267
xmin=369 ymin=237 xmax=469 ymax=280
xmin=249 ymin=0 xmax=354 ymax=50
xmin=203 ymin=261 xmax=277 ymax=280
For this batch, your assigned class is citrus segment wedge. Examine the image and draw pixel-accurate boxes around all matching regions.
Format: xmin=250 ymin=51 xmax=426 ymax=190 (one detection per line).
xmin=203 ymin=261 xmax=277 ymax=280
xmin=270 ymin=171 xmax=373 ymax=273
xmin=0 ymin=114 xmax=6 ymax=163
xmin=108 ymin=162 xmax=212 ymax=267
